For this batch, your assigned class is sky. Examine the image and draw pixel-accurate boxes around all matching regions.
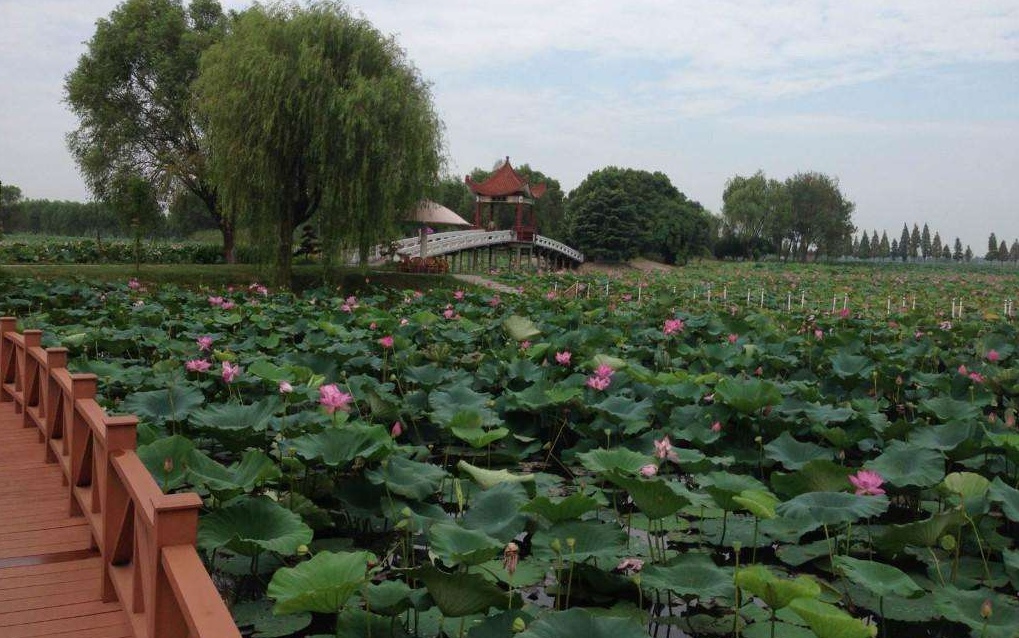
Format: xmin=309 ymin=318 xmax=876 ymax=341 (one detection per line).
xmin=1 ymin=0 xmax=1017 ymax=252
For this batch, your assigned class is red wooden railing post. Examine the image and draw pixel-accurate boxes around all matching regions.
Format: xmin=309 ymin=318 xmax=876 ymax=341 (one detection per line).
xmin=0 ymin=317 xmax=16 ymax=402
xmin=19 ymin=330 xmax=42 ymax=424
xmin=68 ymin=374 xmax=98 ymax=517
xmin=42 ymin=347 xmax=68 ymax=461
xmin=149 ymin=494 xmax=203 ymax=638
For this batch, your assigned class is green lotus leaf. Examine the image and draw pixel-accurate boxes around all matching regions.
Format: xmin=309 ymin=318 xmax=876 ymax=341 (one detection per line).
xmin=231 ymin=599 xmax=311 ymax=638
xmin=776 ymin=492 xmax=888 ymax=528
xmin=429 ymin=383 xmax=499 ymax=426
xmin=414 ymin=564 xmax=517 ymax=617
xmin=577 ymin=447 xmax=654 ymax=476
xmin=457 ymin=460 xmax=535 ymax=491
xmin=703 ymin=471 xmax=769 ymax=511
xmin=267 ymin=550 xmax=375 ymax=614
xmin=864 ymin=441 xmax=944 ymax=488
xmin=832 ymin=556 xmax=924 ymax=599
xmin=592 ymin=396 xmax=653 ymax=424
xmin=503 ymin=315 xmax=541 ymax=341
xmin=989 ymin=476 xmax=1019 ymax=522
xmin=365 ymin=455 xmax=447 ymax=500
xmin=187 ymin=449 xmax=281 ymax=499
xmin=136 ymin=434 xmax=196 ymax=492
xmin=714 ymin=376 xmax=782 ymax=414
xmin=198 ymin=496 xmax=313 ymax=557
xmin=462 ymin=481 xmax=529 ymax=542
xmin=876 ymin=507 xmax=967 ymax=552
xmin=190 ymin=397 xmax=278 ymax=434
xmin=521 ymin=493 xmax=600 ymax=524
xmin=607 ymin=472 xmax=690 ymax=520
xmin=122 ymin=385 xmax=205 ymax=424
xmin=940 ymin=471 xmax=991 ymax=514
xmin=641 ymin=553 xmax=735 ymax=600
xmin=361 ymin=580 xmax=413 ymax=616
xmin=465 ymin=610 xmax=535 ymax=638
xmin=787 ymin=597 xmax=876 ymax=638
xmin=842 ymin=582 xmax=940 ymax=622
xmin=765 ymin=431 xmax=834 ymax=470
xmin=909 ymin=422 xmax=977 ymax=452
xmin=918 ymin=396 xmax=981 ymax=423
xmin=428 ymin=521 xmax=504 ymax=567
xmin=829 ymin=352 xmax=874 ymax=379
xmin=1003 ymin=548 xmax=1019 ymax=589
xmin=771 ymin=460 xmax=854 ymax=498
xmin=403 ymin=364 xmax=450 ymax=388
xmin=742 ymin=621 xmax=816 ymax=638
xmin=733 ymin=489 xmax=780 ymax=519
xmin=516 ymin=608 xmax=649 ymax=638
xmin=448 ymin=410 xmax=509 ymax=448
xmin=532 ymin=520 xmax=628 ymax=562
xmin=735 ymin=565 xmax=821 ymax=610
xmin=247 ymin=359 xmax=289 ymax=382
xmin=287 ymin=423 xmax=393 ymax=467
xmin=934 ymin=586 xmax=1019 ymax=638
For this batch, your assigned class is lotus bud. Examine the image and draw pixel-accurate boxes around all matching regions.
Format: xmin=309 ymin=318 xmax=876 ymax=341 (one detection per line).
xmin=981 ymin=599 xmax=992 ymax=619
xmin=297 ymin=544 xmax=309 ymax=556
xmin=550 ymin=538 xmax=562 ymax=553
xmin=511 ymin=617 xmax=526 ymax=633
xmin=162 ymin=457 xmax=174 ymax=474
xmin=940 ymin=534 xmax=957 ymax=551
xmin=566 ymin=537 xmax=576 ymax=551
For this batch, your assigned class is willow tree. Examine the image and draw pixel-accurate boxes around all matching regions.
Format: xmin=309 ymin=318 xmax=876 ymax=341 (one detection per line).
xmin=195 ymin=1 xmax=442 ymax=286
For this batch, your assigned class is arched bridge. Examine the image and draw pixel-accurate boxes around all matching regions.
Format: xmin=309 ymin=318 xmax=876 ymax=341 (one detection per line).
xmin=348 ymin=229 xmax=584 ymax=267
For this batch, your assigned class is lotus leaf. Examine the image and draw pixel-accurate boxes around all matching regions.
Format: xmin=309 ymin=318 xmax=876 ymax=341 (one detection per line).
xmin=198 ymin=496 xmax=313 ymax=557
xmin=187 ymin=449 xmax=281 ymax=500
xmin=940 ymin=471 xmax=991 ymax=515
xmin=787 ymin=597 xmax=876 ymax=638
xmin=832 ymin=556 xmax=924 ymax=599
xmin=830 ymin=352 xmax=874 ymax=379
xmin=918 ymin=396 xmax=981 ymax=423
xmin=462 ymin=481 xmax=529 ymax=542
xmin=365 ymin=456 xmax=447 ymax=500
xmin=448 ymin=410 xmax=509 ymax=447
xmin=457 ymin=460 xmax=535 ymax=491
xmin=735 ymin=565 xmax=821 ymax=610
xmin=232 ymin=600 xmax=311 ymax=638
xmin=121 ymin=385 xmax=204 ymax=424
xmin=532 ymin=520 xmax=628 ymax=562
xmin=427 ymin=521 xmax=504 ymax=567
xmin=521 ymin=493 xmax=600 ymax=524
xmin=864 ymin=441 xmax=944 ymax=488
xmin=988 ymin=476 xmax=1019 ymax=522
xmin=703 ymin=471 xmax=769 ymax=511
xmin=733 ymin=489 xmax=779 ymax=519
xmin=714 ymin=376 xmax=782 ymax=414
xmin=503 ymin=315 xmax=541 ymax=341
xmin=765 ymin=431 xmax=834 ymax=470
xmin=640 ymin=553 xmax=735 ymax=600
xmin=414 ymin=564 xmax=517 ymax=617
xmin=876 ymin=507 xmax=966 ymax=552
xmin=361 ymin=580 xmax=413 ymax=616
xmin=267 ymin=550 xmax=376 ymax=614
xmin=607 ymin=472 xmax=690 ymax=520
xmin=776 ymin=491 xmax=889 ymax=528
xmin=516 ymin=608 xmax=649 ymax=638
xmin=934 ymin=586 xmax=1019 ymax=638
xmin=577 ymin=447 xmax=654 ymax=476
xmin=771 ymin=460 xmax=854 ymax=498
xmin=136 ymin=434 xmax=196 ymax=492
xmin=287 ymin=423 xmax=393 ymax=467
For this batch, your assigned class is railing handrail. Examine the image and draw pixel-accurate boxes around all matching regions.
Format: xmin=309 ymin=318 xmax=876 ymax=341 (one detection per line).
xmin=0 ymin=317 xmax=240 ymax=638
xmin=343 ymin=229 xmax=585 ymax=264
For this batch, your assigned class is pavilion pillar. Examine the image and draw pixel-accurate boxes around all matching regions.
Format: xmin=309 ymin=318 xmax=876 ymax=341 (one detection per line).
xmin=515 ymin=200 xmax=522 ymax=237
xmin=473 ymin=198 xmax=482 ymax=228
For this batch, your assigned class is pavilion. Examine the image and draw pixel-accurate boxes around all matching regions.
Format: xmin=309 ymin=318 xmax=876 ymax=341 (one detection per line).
xmin=465 ymin=158 xmax=546 ymax=241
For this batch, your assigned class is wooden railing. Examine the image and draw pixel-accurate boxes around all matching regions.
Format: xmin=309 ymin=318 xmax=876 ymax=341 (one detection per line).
xmin=0 ymin=317 xmax=240 ymax=638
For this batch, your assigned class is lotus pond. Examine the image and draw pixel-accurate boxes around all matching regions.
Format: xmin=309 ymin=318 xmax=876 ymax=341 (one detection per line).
xmin=3 ymin=262 xmax=1018 ymax=638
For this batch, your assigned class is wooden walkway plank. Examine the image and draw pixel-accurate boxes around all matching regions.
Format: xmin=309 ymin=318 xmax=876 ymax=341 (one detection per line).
xmin=0 ymin=402 xmax=133 ymax=638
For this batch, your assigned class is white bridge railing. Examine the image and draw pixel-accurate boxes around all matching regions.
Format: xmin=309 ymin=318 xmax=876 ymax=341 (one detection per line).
xmin=344 ymin=229 xmax=584 ymax=265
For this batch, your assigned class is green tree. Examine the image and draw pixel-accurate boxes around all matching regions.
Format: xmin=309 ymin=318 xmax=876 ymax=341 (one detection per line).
xmin=856 ymin=233 xmax=869 ymax=258
xmin=783 ymin=172 xmax=854 ymax=261
xmin=899 ymin=224 xmax=910 ymax=261
xmin=920 ymin=223 xmax=931 ymax=260
xmin=891 ymin=238 xmax=899 ymax=259
xmin=195 ymin=2 xmax=442 ymax=286
xmin=1010 ymin=239 xmax=1019 ymax=262
xmin=986 ymin=232 xmax=999 ymax=261
xmin=910 ymin=223 xmax=921 ymax=259
xmin=720 ymin=171 xmax=789 ymax=259
xmin=953 ymin=237 xmax=964 ymax=261
xmin=0 ymin=181 xmax=22 ymax=234
xmin=965 ymin=245 xmax=973 ymax=262
xmin=108 ymin=172 xmax=164 ymax=267
xmin=878 ymin=231 xmax=890 ymax=259
xmin=64 ymin=0 xmax=233 ymax=259
xmin=463 ymin=162 xmax=568 ymax=241
xmin=998 ymin=240 xmax=1008 ymax=263
xmin=167 ymin=189 xmax=220 ymax=238
xmin=942 ymin=244 xmax=952 ymax=260
xmin=932 ymin=231 xmax=943 ymax=260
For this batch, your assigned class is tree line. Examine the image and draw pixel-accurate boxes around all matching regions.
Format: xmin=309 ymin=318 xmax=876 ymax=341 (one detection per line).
xmin=850 ymin=223 xmax=978 ymax=262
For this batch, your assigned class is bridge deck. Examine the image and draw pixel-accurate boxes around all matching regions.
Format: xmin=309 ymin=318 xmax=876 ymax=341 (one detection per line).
xmin=0 ymin=402 xmax=132 ymax=637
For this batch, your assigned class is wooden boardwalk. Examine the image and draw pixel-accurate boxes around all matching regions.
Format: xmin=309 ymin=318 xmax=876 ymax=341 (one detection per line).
xmin=0 ymin=401 xmax=133 ymax=637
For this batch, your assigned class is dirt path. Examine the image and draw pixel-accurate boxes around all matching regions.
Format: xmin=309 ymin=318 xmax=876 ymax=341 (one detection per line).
xmin=452 ymin=274 xmax=520 ymax=295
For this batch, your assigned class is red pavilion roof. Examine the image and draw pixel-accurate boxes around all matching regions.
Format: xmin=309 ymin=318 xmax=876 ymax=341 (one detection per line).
xmin=466 ymin=158 xmax=546 ymax=199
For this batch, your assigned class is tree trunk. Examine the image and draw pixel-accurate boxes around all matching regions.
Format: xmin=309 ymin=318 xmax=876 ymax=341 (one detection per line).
xmin=221 ymin=220 xmax=236 ymax=264
xmin=276 ymin=210 xmax=295 ymax=289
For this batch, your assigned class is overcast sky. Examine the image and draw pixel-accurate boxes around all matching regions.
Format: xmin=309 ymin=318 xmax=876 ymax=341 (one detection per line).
xmin=1 ymin=0 xmax=1016 ymax=251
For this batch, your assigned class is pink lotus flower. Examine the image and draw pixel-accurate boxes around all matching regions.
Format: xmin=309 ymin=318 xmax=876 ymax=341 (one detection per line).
xmin=278 ymin=380 xmax=293 ymax=393
xmin=454 ymin=290 xmax=465 ymax=300
xmin=555 ymin=351 xmax=572 ymax=366
xmin=616 ymin=557 xmax=644 ymax=574
xmin=594 ymin=363 xmax=614 ymax=379
xmin=249 ymin=283 xmax=268 ymax=296
xmin=663 ymin=318 xmax=685 ymax=335
xmin=378 ymin=335 xmax=394 ymax=349
xmin=546 ymin=290 xmax=557 ymax=300
xmin=520 ymin=340 xmax=531 ymax=350
xmin=711 ymin=421 xmax=722 ymax=433
xmin=400 ymin=318 xmax=409 ymax=326
xmin=221 ymin=361 xmax=240 ymax=383
xmin=968 ymin=372 xmax=985 ymax=383
xmin=839 ymin=307 xmax=850 ymax=319
xmin=986 ymin=349 xmax=1000 ymax=362
xmin=849 ymin=469 xmax=886 ymax=496
xmin=128 ymin=278 xmax=141 ymax=290
xmin=958 ymin=364 xmax=968 ymax=376
xmin=489 ymin=295 xmax=501 ymax=307
xmin=639 ymin=464 xmax=658 ymax=477
xmin=369 ymin=322 xmax=377 ymax=330
xmin=586 ymin=375 xmax=611 ymax=391
xmin=391 ymin=421 xmax=403 ymax=438
xmin=814 ymin=329 xmax=824 ymax=340
xmin=622 ymin=293 xmax=632 ymax=301
xmin=728 ymin=333 xmax=739 ymax=344
xmin=196 ymin=335 xmax=213 ymax=351
xmin=654 ymin=436 xmax=679 ymax=462
xmin=319 ymin=383 xmax=352 ymax=414
xmin=443 ymin=307 xmax=456 ymax=320
xmin=208 ymin=296 xmax=224 ymax=306
xmin=220 ymin=301 xmax=235 ymax=311
xmin=185 ymin=359 xmax=211 ymax=372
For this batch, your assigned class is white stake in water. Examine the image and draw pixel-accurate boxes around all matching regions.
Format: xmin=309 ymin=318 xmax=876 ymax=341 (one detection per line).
xmin=707 ymin=285 xmax=712 ymax=303
xmin=787 ymin=292 xmax=792 ymax=312
xmin=747 ymin=290 xmax=751 ymax=304
xmin=912 ymin=295 xmax=916 ymax=310
xmin=723 ymin=286 xmax=728 ymax=301
xmin=951 ymin=298 xmax=956 ymax=319
xmin=886 ymin=297 xmax=891 ymax=314
xmin=832 ymin=296 xmax=837 ymax=314
xmin=760 ymin=289 xmax=764 ymax=308
xmin=843 ymin=293 xmax=848 ymax=310
xmin=801 ymin=291 xmax=805 ymax=307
